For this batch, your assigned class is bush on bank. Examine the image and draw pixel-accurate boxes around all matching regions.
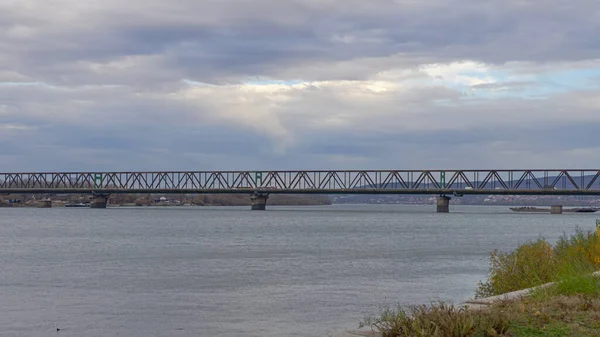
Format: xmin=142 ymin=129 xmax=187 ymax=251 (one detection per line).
xmin=361 ymin=290 xmax=600 ymax=337
xmin=360 ymin=227 xmax=600 ymax=337
xmin=476 ymin=228 xmax=600 ymax=298
xmin=359 ymin=302 xmax=510 ymax=337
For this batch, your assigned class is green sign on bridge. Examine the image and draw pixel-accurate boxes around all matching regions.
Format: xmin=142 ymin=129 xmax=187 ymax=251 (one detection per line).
xmin=94 ymin=174 xmax=103 ymax=188
xmin=255 ymin=172 xmax=263 ymax=186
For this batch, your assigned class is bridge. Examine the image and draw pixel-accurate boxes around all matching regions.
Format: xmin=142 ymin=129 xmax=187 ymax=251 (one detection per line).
xmin=1 ymin=169 xmax=599 ymax=211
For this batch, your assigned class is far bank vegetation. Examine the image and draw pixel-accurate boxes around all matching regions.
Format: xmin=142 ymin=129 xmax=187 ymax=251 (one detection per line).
xmin=0 ymin=193 xmax=331 ymax=207
xmin=130 ymin=194 xmax=331 ymax=207
xmin=189 ymin=194 xmax=330 ymax=206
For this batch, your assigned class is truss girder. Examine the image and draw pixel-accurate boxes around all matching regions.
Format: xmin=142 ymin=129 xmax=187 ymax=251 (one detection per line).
xmin=0 ymin=170 xmax=599 ymax=194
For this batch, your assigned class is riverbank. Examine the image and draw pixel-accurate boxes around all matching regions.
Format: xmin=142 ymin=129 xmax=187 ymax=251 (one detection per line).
xmin=355 ymin=289 xmax=600 ymax=336
xmin=0 ymin=193 xmax=331 ymax=208
xmin=356 ymin=226 xmax=600 ymax=336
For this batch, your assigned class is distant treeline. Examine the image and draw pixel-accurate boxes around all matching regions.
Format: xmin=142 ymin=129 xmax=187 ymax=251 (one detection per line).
xmin=0 ymin=193 xmax=332 ymax=207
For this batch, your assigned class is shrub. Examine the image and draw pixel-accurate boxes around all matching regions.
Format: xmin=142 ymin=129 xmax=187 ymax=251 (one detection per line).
xmin=359 ymin=302 xmax=510 ymax=337
xmin=554 ymin=228 xmax=600 ymax=270
xmin=476 ymin=228 xmax=600 ymax=298
xmin=476 ymin=239 xmax=556 ymax=298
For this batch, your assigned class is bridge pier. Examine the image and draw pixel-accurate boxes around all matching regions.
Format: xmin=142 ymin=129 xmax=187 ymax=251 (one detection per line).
xmin=437 ymin=196 xmax=451 ymax=213
xmin=91 ymin=194 xmax=110 ymax=209
xmin=551 ymin=205 xmax=563 ymax=215
xmin=38 ymin=199 xmax=52 ymax=208
xmin=250 ymin=193 xmax=268 ymax=211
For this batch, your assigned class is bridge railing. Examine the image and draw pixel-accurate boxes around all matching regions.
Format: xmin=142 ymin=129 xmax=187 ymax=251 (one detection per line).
xmin=0 ymin=170 xmax=599 ymax=193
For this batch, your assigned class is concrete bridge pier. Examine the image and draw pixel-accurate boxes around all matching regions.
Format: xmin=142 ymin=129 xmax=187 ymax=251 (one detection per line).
xmin=437 ymin=196 xmax=451 ymax=213
xmin=91 ymin=194 xmax=110 ymax=209
xmin=38 ymin=199 xmax=52 ymax=208
xmin=551 ymin=205 xmax=563 ymax=214
xmin=250 ymin=193 xmax=269 ymax=211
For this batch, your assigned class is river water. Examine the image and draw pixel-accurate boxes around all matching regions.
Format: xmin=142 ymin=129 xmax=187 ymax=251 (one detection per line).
xmin=1 ymin=205 xmax=598 ymax=337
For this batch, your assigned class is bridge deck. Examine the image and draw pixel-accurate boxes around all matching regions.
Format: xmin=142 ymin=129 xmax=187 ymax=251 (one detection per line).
xmin=0 ymin=170 xmax=599 ymax=195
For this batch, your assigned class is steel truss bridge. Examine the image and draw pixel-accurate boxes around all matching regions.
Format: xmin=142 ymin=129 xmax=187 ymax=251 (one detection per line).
xmin=1 ymin=169 xmax=600 ymax=195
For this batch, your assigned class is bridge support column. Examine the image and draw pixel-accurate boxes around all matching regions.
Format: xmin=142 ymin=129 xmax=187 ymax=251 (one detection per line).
xmin=91 ymin=194 xmax=110 ymax=209
xmin=551 ymin=205 xmax=563 ymax=215
xmin=250 ymin=193 xmax=268 ymax=211
xmin=38 ymin=199 xmax=52 ymax=208
xmin=437 ymin=196 xmax=451 ymax=213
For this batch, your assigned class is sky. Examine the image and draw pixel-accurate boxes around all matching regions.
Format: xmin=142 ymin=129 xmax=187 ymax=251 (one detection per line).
xmin=1 ymin=0 xmax=600 ymax=171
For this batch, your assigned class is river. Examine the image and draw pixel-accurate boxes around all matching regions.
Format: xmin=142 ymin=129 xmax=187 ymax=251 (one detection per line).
xmin=1 ymin=205 xmax=597 ymax=336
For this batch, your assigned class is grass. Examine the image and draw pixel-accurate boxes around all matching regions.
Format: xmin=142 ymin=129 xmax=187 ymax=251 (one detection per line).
xmin=359 ymin=302 xmax=510 ymax=337
xmin=475 ymin=228 xmax=600 ymax=298
xmin=503 ymin=293 xmax=600 ymax=336
xmin=360 ymin=227 xmax=600 ymax=337
xmin=360 ymin=284 xmax=600 ymax=337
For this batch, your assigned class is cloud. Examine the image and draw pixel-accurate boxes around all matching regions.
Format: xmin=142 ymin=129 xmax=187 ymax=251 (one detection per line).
xmin=1 ymin=0 xmax=600 ymax=171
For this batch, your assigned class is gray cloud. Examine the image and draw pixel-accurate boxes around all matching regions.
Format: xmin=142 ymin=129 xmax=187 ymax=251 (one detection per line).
xmin=3 ymin=0 xmax=600 ymax=83
xmin=1 ymin=0 xmax=600 ymax=171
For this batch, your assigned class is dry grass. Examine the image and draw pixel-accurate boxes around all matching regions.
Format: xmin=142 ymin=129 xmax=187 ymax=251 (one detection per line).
xmin=360 ymin=293 xmax=600 ymax=337
xmin=360 ymin=227 xmax=600 ymax=337
xmin=359 ymin=302 xmax=510 ymax=337
xmin=476 ymin=228 xmax=600 ymax=298
xmin=501 ymin=294 xmax=600 ymax=336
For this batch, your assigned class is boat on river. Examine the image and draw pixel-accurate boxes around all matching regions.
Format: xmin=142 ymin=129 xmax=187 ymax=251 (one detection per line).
xmin=509 ymin=207 xmax=597 ymax=213
xmin=568 ymin=208 xmax=598 ymax=213
xmin=509 ymin=207 xmax=549 ymax=212
xmin=65 ymin=203 xmax=90 ymax=208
